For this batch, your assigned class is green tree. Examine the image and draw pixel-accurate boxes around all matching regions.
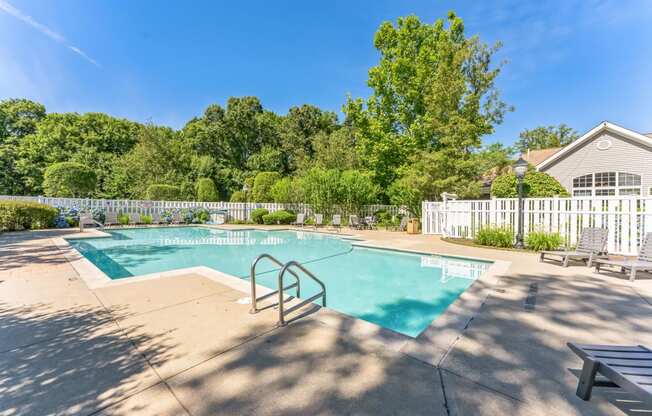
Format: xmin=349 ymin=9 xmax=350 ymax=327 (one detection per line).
xmin=270 ymin=177 xmax=303 ymax=203
xmin=338 ymin=170 xmax=379 ymax=215
xmin=280 ymin=104 xmax=339 ymax=170
xmin=515 ymin=124 xmax=578 ymax=152
xmin=300 ymin=168 xmax=341 ymax=215
xmin=491 ymin=169 xmax=569 ymax=198
xmin=251 ymin=172 xmax=281 ymax=202
xmin=310 ymin=128 xmax=361 ymax=171
xmin=196 ymin=178 xmax=218 ymax=202
xmin=146 ymin=184 xmax=183 ymax=201
xmin=344 ymin=13 xmax=510 ymax=190
xmin=42 ymin=162 xmax=97 ymax=197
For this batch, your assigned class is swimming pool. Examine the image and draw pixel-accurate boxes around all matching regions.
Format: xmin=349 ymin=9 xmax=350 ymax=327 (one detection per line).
xmin=68 ymin=226 xmax=491 ymax=337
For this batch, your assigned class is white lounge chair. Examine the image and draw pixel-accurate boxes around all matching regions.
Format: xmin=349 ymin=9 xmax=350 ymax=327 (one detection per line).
xmin=151 ymin=212 xmax=161 ymax=224
xmin=540 ymin=227 xmax=608 ymax=267
xmin=294 ymin=213 xmax=305 ymax=227
xmin=104 ymin=211 xmax=118 ymax=226
xmin=594 ymin=232 xmax=652 ymax=281
xmin=331 ymin=214 xmax=341 ymax=232
xmin=314 ymin=214 xmax=324 ymax=229
xmin=128 ymin=212 xmax=141 ymax=225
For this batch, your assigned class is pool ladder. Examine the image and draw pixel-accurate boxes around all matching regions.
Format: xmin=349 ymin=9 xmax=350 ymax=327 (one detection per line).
xmin=249 ymin=253 xmax=326 ymax=327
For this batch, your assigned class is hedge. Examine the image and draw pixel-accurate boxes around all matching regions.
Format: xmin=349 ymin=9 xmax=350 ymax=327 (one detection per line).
xmin=251 ymin=208 xmax=269 ymax=224
xmin=43 ymin=162 xmax=97 ymax=198
xmin=145 ymin=184 xmax=182 ymax=201
xmin=491 ymin=170 xmax=569 ymax=198
xmin=262 ymin=209 xmax=296 ymax=225
xmin=0 ymin=201 xmax=58 ymax=232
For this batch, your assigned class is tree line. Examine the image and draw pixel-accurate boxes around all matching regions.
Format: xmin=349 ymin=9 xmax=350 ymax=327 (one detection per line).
xmin=0 ymin=12 xmax=575 ymax=216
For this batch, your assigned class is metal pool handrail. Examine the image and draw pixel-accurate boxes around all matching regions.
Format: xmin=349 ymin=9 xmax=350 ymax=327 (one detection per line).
xmin=277 ymin=260 xmax=326 ymax=327
xmin=249 ymin=253 xmax=300 ymax=314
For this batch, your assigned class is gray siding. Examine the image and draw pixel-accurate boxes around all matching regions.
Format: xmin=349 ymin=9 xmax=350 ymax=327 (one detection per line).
xmin=540 ymin=131 xmax=652 ymax=195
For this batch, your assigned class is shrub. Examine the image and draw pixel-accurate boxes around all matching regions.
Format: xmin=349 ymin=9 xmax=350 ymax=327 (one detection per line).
xmin=43 ymin=162 xmax=97 ymax=198
xmin=230 ymin=191 xmax=246 ymax=202
xmin=526 ymin=231 xmax=563 ymax=251
xmin=252 ymin=172 xmax=281 ymax=202
xmin=196 ymin=178 xmax=218 ymax=202
xmin=339 ymin=170 xmax=379 ymax=216
xmin=54 ymin=206 xmax=80 ymax=228
xmin=251 ymin=208 xmax=269 ymax=224
xmin=141 ymin=215 xmax=153 ymax=224
xmin=0 ymin=201 xmax=58 ymax=231
xmin=475 ymin=226 xmax=513 ymax=248
xmin=271 ymin=177 xmax=303 ymax=203
xmin=118 ymin=213 xmax=130 ymax=225
xmin=491 ymin=170 xmax=569 ymax=198
xmin=262 ymin=210 xmax=296 ymax=225
xmin=145 ymin=184 xmax=182 ymax=201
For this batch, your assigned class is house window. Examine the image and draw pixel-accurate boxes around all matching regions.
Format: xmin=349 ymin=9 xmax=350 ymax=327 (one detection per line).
xmin=572 ymin=172 xmax=642 ymax=197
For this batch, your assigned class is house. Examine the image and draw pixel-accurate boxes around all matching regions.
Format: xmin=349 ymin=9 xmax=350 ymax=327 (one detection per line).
xmin=533 ymin=122 xmax=652 ymax=197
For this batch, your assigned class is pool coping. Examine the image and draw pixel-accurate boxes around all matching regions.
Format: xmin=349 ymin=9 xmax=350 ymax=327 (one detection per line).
xmin=52 ymin=226 xmax=511 ymax=367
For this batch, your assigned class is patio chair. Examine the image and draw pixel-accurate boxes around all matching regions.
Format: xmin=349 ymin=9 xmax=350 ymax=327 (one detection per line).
xmin=151 ymin=212 xmax=161 ymax=224
xmin=104 ymin=211 xmax=118 ymax=226
xmin=593 ymin=232 xmax=652 ymax=281
xmin=172 ymin=212 xmax=182 ymax=224
xmin=314 ymin=214 xmax=324 ymax=229
xmin=79 ymin=214 xmax=97 ymax=231
xmin=331 ymin=214 xmax=342 ymax=232
xmin=568 ymin=342 xmax=652 ymax=406
xmin=128 ymin=212 xmax=141 ymax=225
xmin=393 ymin=216 xmax=408 ymax=232
xmin=294 ymin=213 xmax=305 ymax=227
xmin=539 ymin=227 xmax=608 ymax=267
xmin=365 ymin=215 xmax=377 ymax=230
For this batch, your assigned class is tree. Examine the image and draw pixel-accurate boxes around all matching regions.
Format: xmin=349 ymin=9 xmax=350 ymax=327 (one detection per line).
xmin=300 ymin=168 xmax=341 ymax=215
xmin=270 ymin=177 xmax=303 ymax=203
xmin=338 ymin=170 xmax=379 ymax=215
xmin=280 ymin=104 xmax=339 ymax=170
xmin=251 ymin=172 xmax=281 ymax=202
xmin=310 ymin=128 xmax=361 ymax=171
xmin=491 ymin=169 xmax=569 ymax=198
xmin=344 ymin=13 xmax=510 ymax=189
xmin=145 ymin=184 xmax=183 ymax=201
xmin=515 ymin=124 xmax=578 ymax=152
xmin=42 ymin=162 xmax=97 ymax=197
xmin=196 ymin=178 xmax=218 ymax=202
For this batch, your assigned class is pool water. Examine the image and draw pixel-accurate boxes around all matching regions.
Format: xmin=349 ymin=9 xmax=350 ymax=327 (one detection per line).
xmin=68 ymin=227 xmax=491 ymax=337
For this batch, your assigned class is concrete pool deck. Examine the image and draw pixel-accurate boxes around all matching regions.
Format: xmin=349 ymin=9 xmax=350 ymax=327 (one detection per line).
xmin=1 ymin=227 xmax=652 ymax=415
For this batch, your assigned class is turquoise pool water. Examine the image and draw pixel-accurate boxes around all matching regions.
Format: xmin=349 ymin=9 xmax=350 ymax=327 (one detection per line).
xmin=68 ymin=227 xmax=491 ymax=337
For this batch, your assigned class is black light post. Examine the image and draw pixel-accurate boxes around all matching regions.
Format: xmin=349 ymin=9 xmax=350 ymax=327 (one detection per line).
xmin=513 ymin=157 xmax=529 ymax=249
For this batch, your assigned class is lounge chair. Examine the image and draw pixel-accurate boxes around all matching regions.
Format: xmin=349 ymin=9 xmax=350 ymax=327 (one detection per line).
xmin=294 ymin=213 xmax=305 ymax=227
xmin=593 ymin=232 xmax=652 ymax=281
xmin=172 ymin=212 xmax=182 ymax=224
xmin=314 ymin=214 xmax=324 ymax=229
xmin=104 ymin=211 xmax=118 ymax=226
xmin=79 ymin=214 xmax=97 ymax=231
xmin=390 ymin=216 xmax=408 ymax=232
xmin=568 ymin=342 xmax=652 ymax=406
xmin=365 ymin=215 xmax=377 ymax=230
xmin=128 ymin=212 xmax=141 ymax=225
xmin=331 ymin=214 xmax=341 ymax=232
xmin=539 ymin=227 xmax=608 ymax=267
xmin=151 ymin=212 xmax=161 ymax=224
xmin=349 ymin=215 xmax=363 ymax=230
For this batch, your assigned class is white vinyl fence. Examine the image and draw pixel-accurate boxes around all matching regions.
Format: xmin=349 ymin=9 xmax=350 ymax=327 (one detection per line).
xmin=0 ymin=195 xmax=404 ymax=222
xmin=422 ymin=197 xmax=652 ymax=255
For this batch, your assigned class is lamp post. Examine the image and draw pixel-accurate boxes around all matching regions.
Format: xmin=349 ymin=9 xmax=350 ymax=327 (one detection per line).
xmin=242 ymin=183 xmax=250 ymax=222
xmin=513 ymin=157 xmax=529 ymax=249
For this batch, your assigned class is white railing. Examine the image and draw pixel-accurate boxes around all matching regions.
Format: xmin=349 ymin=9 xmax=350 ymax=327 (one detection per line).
xmin=422 ymin=196 xmax=652 ymax=255
xmin=0 ymin=195 xmax=404 ymax=222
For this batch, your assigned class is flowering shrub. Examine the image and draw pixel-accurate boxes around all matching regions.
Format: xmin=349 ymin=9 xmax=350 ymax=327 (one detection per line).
xmin=54 ymin=206 xmax=80 ymax=228
xmin=161 ymin=209 xmax=175 ymax=224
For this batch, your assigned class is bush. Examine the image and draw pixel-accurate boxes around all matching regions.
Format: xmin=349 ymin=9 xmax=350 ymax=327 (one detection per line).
xmin=54 ymin=206 xmax=80 ymax=228
xmin=0 ymin=201 xmax=58 ymax=231
xmin=230 ymin=191 xmax=246 ymax=202
xmin=526 ymin=231 xmax=563 ymax=251
xmin=43 ymin=162 xmax=97 ymax=198
xmin=252 ymin=172 xmax=281 ymax=202
xmin=262 ymin=210 xmax=296 ymax=225
xmin=196 ymin=178 xmax=218 ymax=202
xmin=118 ymin=213 xmax=130 ymax=225
xmin=491 ymin=170 xmax=569 ymax=198
xmin=339 ymin=170 xmax=379 ymax=216
xmin=145 ymin=184 xmax=182 ymax=201
xmin=251 ymin=208 xmax=269 ymax=224
xmin=141 ymin=215 xmax=153 ymax=224
xmin=475 ymin=226 xmax=513 ymax=248
xmin=271 ymin=177 xmax=303 ymax=203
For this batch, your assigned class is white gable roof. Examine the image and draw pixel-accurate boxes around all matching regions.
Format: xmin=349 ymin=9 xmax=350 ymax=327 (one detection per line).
xmin=537 ymin=121 xmax=652 ymax=170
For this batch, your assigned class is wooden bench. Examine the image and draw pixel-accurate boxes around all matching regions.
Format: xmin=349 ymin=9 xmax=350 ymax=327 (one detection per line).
xmin=568 ymin=343 xmax=652 ymax=406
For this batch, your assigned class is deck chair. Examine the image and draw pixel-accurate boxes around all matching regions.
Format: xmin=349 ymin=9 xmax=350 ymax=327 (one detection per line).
xmin=79 ymin=214 xmax=97 ymax=231
xmin=396 ymin=216 xmax=408 ymax=232
xmin=172 ymin=212 xmax=182 ymax=224
xmin=294 ymin=213 xmax=305 ymax=227
xmin=104 ymin=211 xmax=118 ymax=226
xmin=539 ymin=227 xmax=608 ymax=267
xmin=568 ymin=342 xmax=652 ymax=406
xmin=151 ymin=212 xmax=162 ymax=224
xmin=128 ymin=212 xmax=141 ymax=225
xmin=314 ymin=214 xmax=324 ymax=229
xmin=593 ymin=232 xmax=652 ymax=281
xmin=331 ymin=214 xmax=342 ymax=232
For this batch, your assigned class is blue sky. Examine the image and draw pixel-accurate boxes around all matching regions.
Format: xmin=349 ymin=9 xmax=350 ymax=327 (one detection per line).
xmin=1 ymin=0 xmax=651 ymax=145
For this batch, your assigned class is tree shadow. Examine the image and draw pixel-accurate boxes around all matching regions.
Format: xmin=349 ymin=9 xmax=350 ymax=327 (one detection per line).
xmin=0 ymin=301 xmax=178 ymax=415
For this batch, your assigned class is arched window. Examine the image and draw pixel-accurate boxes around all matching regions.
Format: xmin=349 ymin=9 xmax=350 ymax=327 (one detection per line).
xmin=572 ymin=172 xmax=641 ymax=196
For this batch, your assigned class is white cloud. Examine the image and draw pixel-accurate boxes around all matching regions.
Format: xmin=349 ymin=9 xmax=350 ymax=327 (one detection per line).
xmin=0 ymin=0 xmax=100 ymax=67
